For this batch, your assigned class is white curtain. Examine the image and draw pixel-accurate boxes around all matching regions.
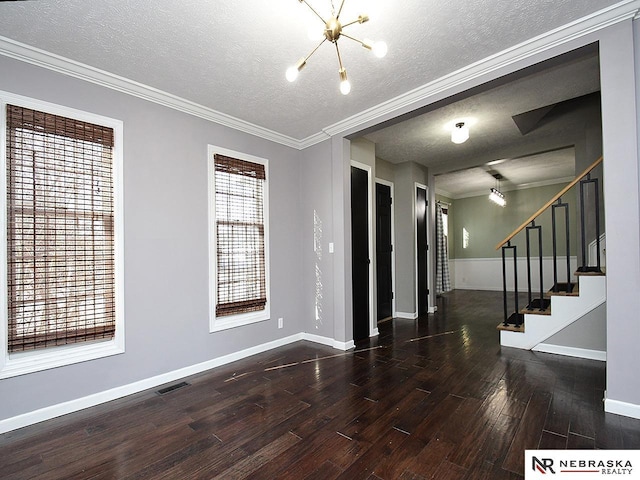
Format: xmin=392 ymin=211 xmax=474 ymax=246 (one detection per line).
xmin=436 ymin=203 xmax=452 ymax=294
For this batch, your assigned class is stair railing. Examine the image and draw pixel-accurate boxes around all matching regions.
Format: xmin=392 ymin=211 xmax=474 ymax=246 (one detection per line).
xmin=495 ymin=156 xmax=603 ymax=327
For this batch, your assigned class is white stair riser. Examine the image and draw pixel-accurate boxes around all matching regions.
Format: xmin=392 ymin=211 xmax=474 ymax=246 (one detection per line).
xmin=500 ymin=275 xmax=606 ymax=350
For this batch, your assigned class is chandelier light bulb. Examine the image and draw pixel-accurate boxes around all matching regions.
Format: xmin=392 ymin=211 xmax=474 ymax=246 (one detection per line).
xmin=451 ymin=122 xmax=470 ymax=144
xmin=372 ymin=41 xmax=388 ymax=58
xmin=286 ymin=66 xmax=299 ymax=82
xmin=339 ymin=68 xmax=351 ymax=95
xmin=286 ymin=58 xmax=306 ymax=82
xmin=340 ymin=79 xmax=351 ymax=95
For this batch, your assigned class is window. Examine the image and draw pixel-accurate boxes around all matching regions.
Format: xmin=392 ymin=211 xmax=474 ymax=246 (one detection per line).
xmin=208 ymin=146 xmax=270 ymax=332
xmin=1 ymin=93 xmax=124 ymax=378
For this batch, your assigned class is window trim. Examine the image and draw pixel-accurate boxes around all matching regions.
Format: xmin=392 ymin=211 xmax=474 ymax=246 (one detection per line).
xmin=0 ymin=91 xmax=125 ymax=379
xmin=207 ymin=145 xmax=270 ymax=332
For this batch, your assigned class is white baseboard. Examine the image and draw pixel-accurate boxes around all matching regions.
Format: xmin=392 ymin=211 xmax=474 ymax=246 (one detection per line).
xmin=0 ymin=331 xmax=355 ymax=435
xmin=604 ymin=396 xmax=640 ymax=420
xmin=533 ymin=343 xmax=606 ymax=361
xmin=428 ymin=306 xmax=438 ymax=314
xmin=341 ymin=340 xmax=356 ymax=350
xmin=301 ymin=332 xmax=354 ymax=351
xmin=396 ymin=311 xmax=417 ymax=319
xmin=301 ymin=332 xmax=334 ymax=347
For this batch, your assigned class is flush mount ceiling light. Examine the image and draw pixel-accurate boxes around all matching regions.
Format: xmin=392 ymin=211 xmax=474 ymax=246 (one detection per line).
xmin=286 ymin=0 xmax=388 ymax=95
xmin=451 ymin=122 xmax=470 ymax=144
xmin=489 ymin=173 xmax=506 ymax=207
xmin=444 ymin=117 xmax=477 ymax=144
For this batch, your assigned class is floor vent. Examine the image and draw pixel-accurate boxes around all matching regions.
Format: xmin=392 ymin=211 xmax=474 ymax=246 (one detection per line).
xmin=156 ymin=381 xmax=190 ymax=395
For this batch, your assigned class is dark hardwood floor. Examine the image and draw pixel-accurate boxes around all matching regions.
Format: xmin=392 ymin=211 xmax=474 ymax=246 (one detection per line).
xmin=2 ymin=290 xmax=639 ymax=479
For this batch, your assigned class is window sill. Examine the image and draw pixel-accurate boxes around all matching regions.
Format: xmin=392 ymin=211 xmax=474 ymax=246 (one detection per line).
xmin=209 ymin=309 xmax=270 ymax=333
xmin=0 ymin=339 xmax=125 ymax=379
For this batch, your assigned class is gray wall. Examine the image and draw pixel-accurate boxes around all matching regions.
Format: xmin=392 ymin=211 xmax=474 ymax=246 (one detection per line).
xmin=375 ymin=157 xmax=395 ymax=183
xmin=603 ymin=18 xmax=640 ymax=409
xmin=300 ymin=140 xmax=333 ymax=339
xmin=348 ymin=146 xmax=438 ymax=320
xmin=385 ymin=161 xmax=432 ymax=315
xmin=544 ymin=303 xmax=606 ymax=352
xmin=0 ymin=55 xmax=305 ymax=421
xmin=450 ymin=183 xmax=577 ymax=259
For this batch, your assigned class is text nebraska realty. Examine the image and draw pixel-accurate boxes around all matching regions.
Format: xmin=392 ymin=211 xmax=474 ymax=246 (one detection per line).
xmin=561 ymin=459 xmax=632 ymax=475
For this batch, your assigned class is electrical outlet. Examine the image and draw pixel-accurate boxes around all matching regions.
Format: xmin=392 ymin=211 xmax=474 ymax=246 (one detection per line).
xmin=278 ymin=317 xmax=283 ymax=329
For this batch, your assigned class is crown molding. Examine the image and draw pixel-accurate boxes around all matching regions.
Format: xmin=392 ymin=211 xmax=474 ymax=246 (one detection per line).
xmin=298 ymin=131 xmax=331 ymax=149
xmin=319 ymin=0 xmax=640 ymax=141
xmin=0 ymin=36 xmax=302 ymax=150
xmin=0 ymin=1 xmax=638 ymax=152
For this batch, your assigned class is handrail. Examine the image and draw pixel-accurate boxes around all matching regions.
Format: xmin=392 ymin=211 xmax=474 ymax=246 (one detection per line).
xmin=495 ymin=156 xmax=603 ymax=250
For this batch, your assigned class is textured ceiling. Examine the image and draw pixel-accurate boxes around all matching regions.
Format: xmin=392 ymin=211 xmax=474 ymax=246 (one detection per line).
xmin=435 ymin=148 xmax=576 ymax=199
xmin=364 ymin=50 xmax=600 ymax=172
xmin=364 ymin=46 xmax=600 ymax=193
xmin=0 ymin=0 xmax=620 ymax=141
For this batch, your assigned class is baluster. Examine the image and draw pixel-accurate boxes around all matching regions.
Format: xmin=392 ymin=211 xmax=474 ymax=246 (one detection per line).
xmin=552 ymin=198 xmax=572 ymax=293
xmin=526 ymin=221 xmax=548 ymax=312
xmin=578 ymin=174 xmax=603 ymax=273
xmin=502 ymin=241 xmax=523 ymax=327
xmin=502 ymin=243 xmax=508 ymax=326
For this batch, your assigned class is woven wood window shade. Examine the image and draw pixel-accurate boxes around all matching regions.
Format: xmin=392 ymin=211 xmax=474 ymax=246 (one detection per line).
xmin=6 ymin=104 xmax=116 ymax=352
xmin=214 ymin=154 xmax=267 ymax=317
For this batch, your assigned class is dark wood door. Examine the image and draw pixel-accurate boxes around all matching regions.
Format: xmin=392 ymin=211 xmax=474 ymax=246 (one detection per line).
xmin=376 ymin=183 xmax=393 ymax=320
xmin=351 ymin=166 xmax=370 ymax=342
xmin=416 ymin=186 xmax=428 ymax=315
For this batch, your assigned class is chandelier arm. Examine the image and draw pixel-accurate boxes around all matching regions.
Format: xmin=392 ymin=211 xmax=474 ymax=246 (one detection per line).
xmin=341 ymin=15 xmax=369 ymax=28
xmin=336 ymin=0 xmax=346 ymax=19
xmin=334 ymin=41 xmax=345 ymax=71
xmin=299 ymin=0 xmax=327 ymax=23
xmin=303 ymin=37 xmax=328 ymax=63
xmin=339 ymin=32 xmax=369 ymax=48
xmin=340 ymin=18 xmax=360 ymax=28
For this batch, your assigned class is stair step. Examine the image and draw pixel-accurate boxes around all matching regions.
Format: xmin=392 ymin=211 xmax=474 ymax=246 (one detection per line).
xmin=497 ymin=322 xmax=524 ymax=333
xmin=520 ymin=304 xmax=552 ymax=316
xmin=548 ymin=282 xmax=579 ymax=297
xmin=575 ymin=267 xmax=606 ymax=276
xmin=518 ymin=297 xmax=551 ymax=316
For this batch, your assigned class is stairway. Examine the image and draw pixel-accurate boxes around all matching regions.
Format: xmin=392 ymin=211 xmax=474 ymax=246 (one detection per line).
xmin=498 ymin=272 xmax=605 ymax=351
xmin=494 ymin=156 xmax=605 ymax=358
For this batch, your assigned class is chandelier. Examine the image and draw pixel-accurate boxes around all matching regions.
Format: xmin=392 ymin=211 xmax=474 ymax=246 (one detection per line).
xmin=286 ymin=0 xmax=388 ymax=95
xmin=489 ymin=174 xmax=506 ymax=207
